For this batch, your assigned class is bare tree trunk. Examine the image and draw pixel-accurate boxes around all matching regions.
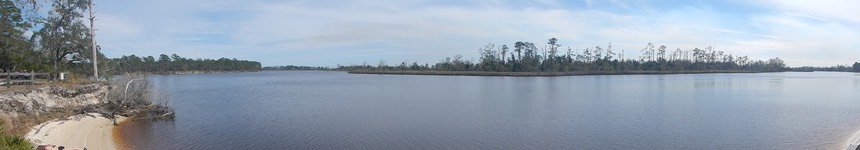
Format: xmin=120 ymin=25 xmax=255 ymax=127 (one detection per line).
xmin=89 ymin=0 xmax=98 ymax=81
xmin=53 ymin=50 xmax=58 ymax=81
xmin=111 ymin=111 xmax=117 ymax=125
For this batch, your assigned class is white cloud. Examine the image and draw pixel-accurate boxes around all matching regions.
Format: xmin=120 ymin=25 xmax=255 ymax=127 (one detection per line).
xmin=724 ymin=12 xmax=860 ymax=66
xmin=92 ymin=0 xmax=860 ymax=66
xmin=757 ymin=0 xmax=860 ymax=26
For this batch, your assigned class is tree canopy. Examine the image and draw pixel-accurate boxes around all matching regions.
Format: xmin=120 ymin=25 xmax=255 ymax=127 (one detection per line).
xmin=31 ymin=0 xmax=94 ymax=74
xmin=109 ymin=54 xmax=261 ymax=74
xmin=340 ymin=38 xmax=787 ymax=73
xmin=0 ymin=0 xmax=36 ymax=73
xmin=854 ymin=62 xmax=860 ymax=72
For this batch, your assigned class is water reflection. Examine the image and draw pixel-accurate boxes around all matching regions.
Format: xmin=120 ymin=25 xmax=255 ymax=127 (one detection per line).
xmin=121 ymin=71 xmax=860 ymax=149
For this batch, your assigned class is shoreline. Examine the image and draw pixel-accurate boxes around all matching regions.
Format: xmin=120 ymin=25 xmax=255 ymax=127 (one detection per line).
xmin=151 ymin=70 xmax=260 ymax=75
xmin=25 ymin=113 xmax=128 ymax=150
xmin=846 ymin=128 xmax=860 ymax=150
xmin=112 ymin=117 xmax=134 ymax=150
xmin=347 ymin=70 xmax=779 ymax=77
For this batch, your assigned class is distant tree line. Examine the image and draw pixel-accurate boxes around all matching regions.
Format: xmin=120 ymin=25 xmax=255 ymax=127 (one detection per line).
xmin=109 ymin=54 xmax=262 ymax=73
xmin=789 ymin=65 xmax=853 ymax=72
xmin=340 ymin=38 xmax=787 ymax=72
xmin=856 ymin=62 xmax=860 ymax=72
xmin=263 ymin=65 xmax=332 ymax=71
xmin=786 ymin=62 xmax=860 ymax=72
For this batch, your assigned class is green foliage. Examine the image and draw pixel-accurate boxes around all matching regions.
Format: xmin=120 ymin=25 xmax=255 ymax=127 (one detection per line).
xmin=33 ymin=0 xmax=94 ymax=75
xmin=0 ymin=0 xmax=38 ymax=73
xmin=0 ymin=119 xmax=34 ymax=150
xmin=2 ymin=0 xmax=262 ymax=80
xmin=0 ymin=134 xmax=31 ymax=150
xmin=789 ymin=65 xmax=854 ymax=72
xmin=854 ymin=62 xmax=860 ymax=72
xmin=340 ymin=37 xmax=789 ymax=72
xmin=109 ymin=54 xmax=262 ymax=73
xmin=0 ymin=0 xmax=30 ymax=31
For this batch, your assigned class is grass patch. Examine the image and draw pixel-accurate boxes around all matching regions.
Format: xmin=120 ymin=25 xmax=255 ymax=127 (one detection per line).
xmin=1 ymin=109 xmax=77 ymax=136
xmin=0 ymin=116 xmax=34 ymax=150
xmin=0 ymin=135 xmax=32 ymax=150
xmin=0 ymin=109 xmax=76 ymax=150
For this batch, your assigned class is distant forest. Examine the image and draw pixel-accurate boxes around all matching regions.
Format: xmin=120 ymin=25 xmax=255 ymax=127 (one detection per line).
xmin=109 ymin=54 xmax=262 ymax=73
xmin=339 ymin=38 xmax=790 ymax=72
xmin=856 ymin=63 xmax=860 ymax=72
xmin=263 ymin=65 xmax=332 ymax=71
xmin=787 ymin=62 xmax=860 ymax=72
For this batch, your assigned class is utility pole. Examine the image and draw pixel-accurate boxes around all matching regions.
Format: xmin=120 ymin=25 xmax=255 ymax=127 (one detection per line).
xmin=89 ymin=0 xmax=98 ymax=80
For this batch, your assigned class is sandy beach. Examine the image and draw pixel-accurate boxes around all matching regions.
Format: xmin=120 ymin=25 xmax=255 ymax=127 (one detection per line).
xmin=25 ymin=113 xmax=128 ymax=150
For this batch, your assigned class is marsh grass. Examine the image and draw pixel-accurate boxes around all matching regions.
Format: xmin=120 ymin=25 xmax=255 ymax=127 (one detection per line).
xmin=0 ymin=115 xmax=34 ymax=150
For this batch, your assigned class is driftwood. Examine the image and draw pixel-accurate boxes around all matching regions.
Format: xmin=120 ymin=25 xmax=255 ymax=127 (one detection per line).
xmin=133 ymin=112 xmax=174 ymax=121
xmin=99 ymin=73 xmax=175 ymax=124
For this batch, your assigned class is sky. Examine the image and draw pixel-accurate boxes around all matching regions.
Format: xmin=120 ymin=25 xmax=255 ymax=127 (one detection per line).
xmin=91 ymin=0 xmax=860 ymax=67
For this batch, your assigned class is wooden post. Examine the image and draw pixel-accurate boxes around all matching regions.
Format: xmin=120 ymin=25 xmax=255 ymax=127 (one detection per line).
xmin=5 ymin=70 xmax=10 ymax=88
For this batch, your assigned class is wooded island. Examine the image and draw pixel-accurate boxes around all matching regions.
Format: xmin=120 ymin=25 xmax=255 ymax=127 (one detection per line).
xmin=340 ymin=38 xmax=790 ymax=76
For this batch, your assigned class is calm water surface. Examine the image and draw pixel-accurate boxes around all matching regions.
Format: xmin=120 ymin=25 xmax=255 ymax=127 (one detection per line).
xmin=121 ymin=71 xmax=860 ymax=149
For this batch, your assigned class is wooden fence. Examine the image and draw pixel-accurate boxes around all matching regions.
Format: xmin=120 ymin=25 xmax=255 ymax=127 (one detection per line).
xmin=1 ymin=72 xmax=50 ymax=85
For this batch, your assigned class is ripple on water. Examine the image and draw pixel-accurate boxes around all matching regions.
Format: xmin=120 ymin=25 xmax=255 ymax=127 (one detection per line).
xmin=120 ymin=72 xmax=860 ymax=149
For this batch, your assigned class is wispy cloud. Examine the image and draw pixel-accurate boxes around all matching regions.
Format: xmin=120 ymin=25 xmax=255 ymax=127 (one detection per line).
xmin=93 ymin=0 xmax=860 ymax=66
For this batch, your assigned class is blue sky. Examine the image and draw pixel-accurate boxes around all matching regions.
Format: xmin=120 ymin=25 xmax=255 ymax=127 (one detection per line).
xmin=92 ymin=0 xmax=860 ymax=67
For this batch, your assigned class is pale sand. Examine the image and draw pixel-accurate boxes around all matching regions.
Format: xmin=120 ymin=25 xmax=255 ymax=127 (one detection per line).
xmin=25 ymin=113 xmax=128 ymax=150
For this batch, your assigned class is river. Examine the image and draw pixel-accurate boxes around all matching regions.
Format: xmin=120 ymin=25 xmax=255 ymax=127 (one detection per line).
xmin=119 ymin=71 xmax=860 ymax=149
